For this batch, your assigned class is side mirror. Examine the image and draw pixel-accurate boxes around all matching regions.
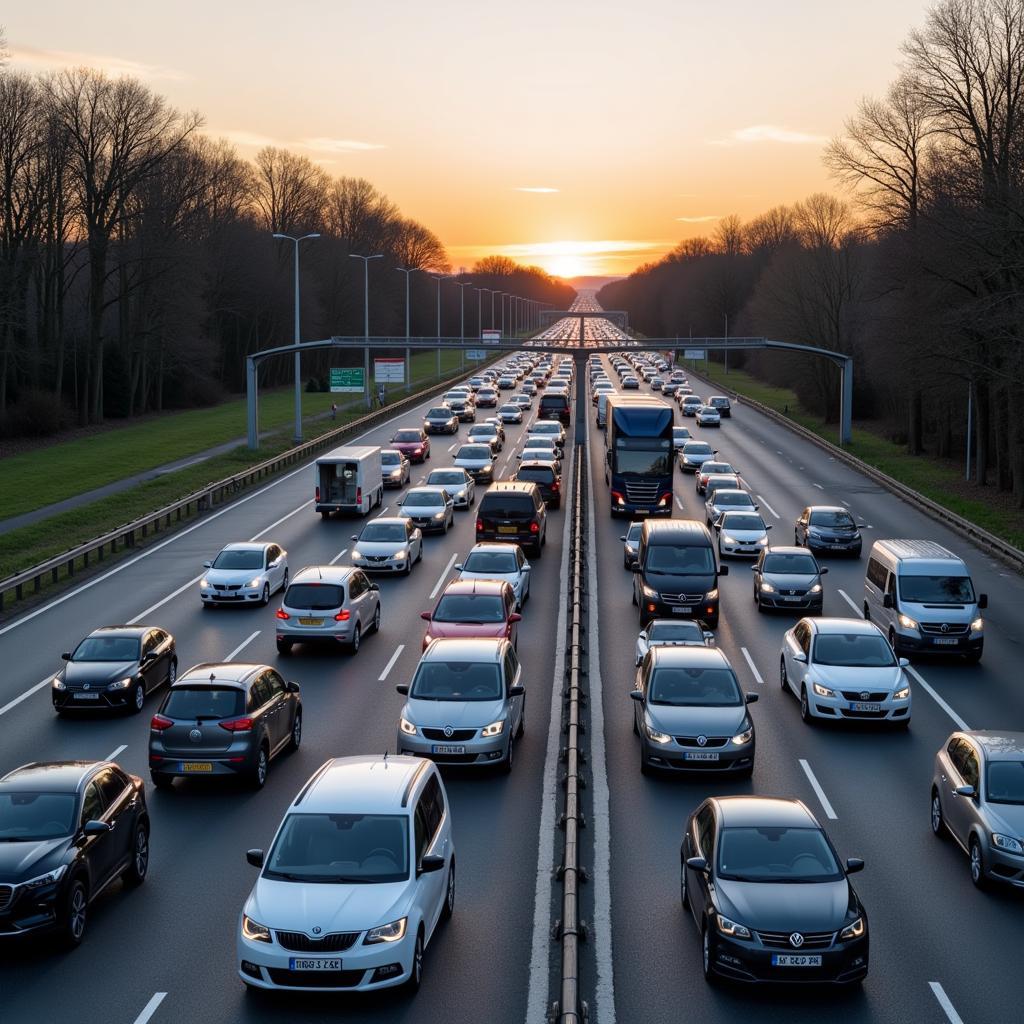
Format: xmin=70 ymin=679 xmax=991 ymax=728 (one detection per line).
xmin=61 ymin=652 xmax=72 ymax=661
xmin=750 ymin=564 xmax=758 ymax=571
xmin=420 ymin=611 xmax=431 ymax=621
xmin=765 ymin=524 xmax=773 ymax=531
xmin=629 ymin=689 xmax=645 ymax=702
xmin=631 ymin=562 xmax=641 ymax=572
xmin=718 ymin=565 xmax=729 ymax=576
xmin=508 ymin=685 xmax=525 ymax=698
xmin=203 ymin=561 xmax=213 ymax=569
xmin=351 ymin=534 xmax=359 ymax=542
xmin=754 ymin=504 xmax=760 ymax=511
xmin=246 ymin=848 xmax=265 ymax=868
xmin=898 ymin=657 xmax=910 ymax=668
xmin=83 ymin=820 xmax=113 ymax=836
xmin=703 ymin=632 xmax=715 ymax=644
xmin=820 ymin=566 xmax=829 ymax=575
xmin=745 ymin=693 xmax=759 ymax=704
xmin=369 ymin=583 xmax=380 ymax=592
xmin=793 ymin=651 xmax=808 ymax=664
xmin=396 ymin=684 xmax=409 ymax=696
xmin=419 ymin=854 xmax=445 ymax=874
xmin=270 ymin=558 xmax=281 ymax=568
xmin=637 ymin=631 xmax=648 ymax=641
xmin=685 ymin=856 xmax=709 ymax=874
xmin=286 ymin=681 xmax=300 ymax=694
xmin=883 ymin=594 xmax=893 ymax=609
xmin=845 ymin=857 xmax=865 ymax=874
xmin=978 ymin=593 xmax=988 ymax=609
xmin=510 ymin=613 xmax=522 ymax=623
xmin=955 ymin=784 xmax=976 ymax=799
xmin=141 ymin=650 xmax=156 ymax=664
xmin=619 ymin=535 xmax=627 ymax=542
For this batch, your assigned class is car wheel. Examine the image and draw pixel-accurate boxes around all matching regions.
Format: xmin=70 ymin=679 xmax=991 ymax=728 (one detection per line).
xmin=350 ymin=624 xmax=362 ymax=654
xmin=61 ymin=877 xmax=88 ymax=948
xmin=167 ymin=659 xmax=177 ymax=688
xmin=415 ymin=542 xmax=423 ymax=563
xmin=631 ymin=587 xmax=638 ymax=607
xmin=441 ymin=858 xmax=456 ymax=921
xmin=969 ymin=837 xmax=988 ymax=888
xmin=888 ymin=627 xmax=901 ymax=657
xmin=701 ymin=923 xmax=716 ymax=985
xmin=754 ymin=591 xmax=763 ymax=612
xmin=640 ymin=742 xmax=651 ymax=776
xmin=260 ymin=583 xmax=270 ymax=606
xmin=799 ymin=685 xmax=814 ymax=724
xmin=280 ymin=568 xmax=289 ymax=594
xmin=250 ymin=745 xmax=269 ymax=790
xmin=964 ymin=650 xmax=982 ymax=664
xmin=680 ymin=867 xmax=689 ymax=909
xmin=931 ymin=788 xmax=946 ymax=838
xmin=276 ymin=639 xmax=293 ymax=655
xmin=123 ymin=822 xmax=150 ymax=887
xmin=516 ymin=701 xmax=525 ymax=738
xmin=501 ymin=736 xmax=514 ymax=774
xmin=404 ymin=555 xmax=412 ymax=576
xmin=372 ymin=604 xmax=382 ymax=634
xmin=403 ymin=928 xmax=424 ymax=994
xmin=286 ymin=710 xmax=302 ymax=753
xmin=130 ymin=681 xmax=145 ymax=714
xmin=863 ymin=603 xmax=870 ymax=621
xmin=470 ymin=493 xmax=476 ymax=508
xmin=151 ymin=773 xmax=174 ymax=791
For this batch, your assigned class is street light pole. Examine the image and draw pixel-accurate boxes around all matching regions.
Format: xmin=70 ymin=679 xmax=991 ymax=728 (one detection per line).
xmin=350 ymin=253 xmax=383 ymax=409
xmin=431 ymin=275 xmax=446 ymax=381
xmin=272 ymin=231 xmax=320 ymax=444
xmin=395 ymin=266 xmax=415 ymax=393
xmin=456 ymin=280 xmax=472 ymax=373
xmin=724 ymin=313 xmax=729 ymax=375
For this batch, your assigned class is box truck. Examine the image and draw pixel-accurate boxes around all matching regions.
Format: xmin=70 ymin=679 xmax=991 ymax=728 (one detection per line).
xmin=314 ymin=446 xmax=383 ymax=517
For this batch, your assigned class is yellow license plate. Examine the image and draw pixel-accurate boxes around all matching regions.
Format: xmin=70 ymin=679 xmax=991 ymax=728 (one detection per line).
xmin=182 ymin=762 xmax=213 ymax=772
xmin=498 ymin=526 xmax=517 ymax=534
xmin=299 ymin=618 xmax=324 ymax=626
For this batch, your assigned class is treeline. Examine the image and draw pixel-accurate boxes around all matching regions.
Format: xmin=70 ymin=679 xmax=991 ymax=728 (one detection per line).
xmin=601 ymin=0 xmax=1024 ymax=505
xmin=0 ymin=54 xmax=572 ymax=437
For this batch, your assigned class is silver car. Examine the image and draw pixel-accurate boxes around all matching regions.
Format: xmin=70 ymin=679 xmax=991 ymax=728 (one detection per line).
xmin=518 ymin=438 xmax=559 ymax=463
xmin=696 ymin=405 xmax=721 ymax=427
xmin=396 ymin=638 xmax=525 ymax=772
xmin=200 ymin=542 xmax=288 ymax=607
xmin=715 ymin=511 xmax=772 ymax=558
xmin=454 ymin=443 xmax=497 ymax=484
xmin=530 ymin=420 xmax=567 ymax=447
xmin=381 ymin=448 xmax=410 ymax=488
xmin=351 ymin=517 xmax=423 ymax=575
xmin=752 ymin=546 xmax=825 ymax=611
xmin=931 ymin=731 xmax=1024 ymax=889
xmin=678 ymin=441 xmax=718 ymax=473
xmin=397 ymin=486 xmax=455 ymax=534
xmin=499 ymin=403 xmax=524 ymax=424
xmin=704 ymin=488 xmax=758 ymax=526
xmin=635 ymin=619 xmax=714 ymax=666
xmin=467 ymin=424 xmax=504 ymax=453
xmin=456 ymin=543 xmax=531 ymax=609
xmin=426 ymin=468 xmax=476 ymax=509
xmin=275 ymin=565 xmax=381 ymax=654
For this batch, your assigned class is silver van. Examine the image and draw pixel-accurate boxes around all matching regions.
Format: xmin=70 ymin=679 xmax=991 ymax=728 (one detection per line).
xmin=863 ymin=540 xmax=986 ymax=662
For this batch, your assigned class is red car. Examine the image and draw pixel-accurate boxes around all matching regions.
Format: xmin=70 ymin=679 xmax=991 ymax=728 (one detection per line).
xmin=420 ymin=579 xmax=521 ymax=650
xmin=391 ymin=427 xmax=431 ymax=463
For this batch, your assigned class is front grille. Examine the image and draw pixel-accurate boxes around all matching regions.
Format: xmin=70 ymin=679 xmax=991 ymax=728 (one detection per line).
xmin=624 ymin=481 xmax=660 ymax=503
xmin=266 ymin=968 xmax=365 ymax=988
xmin=275 ymin=930 xmax=359 ymax=953
xmin=757 ymin=929 xmax=835 ymax=950
xmin=675 ymin=736 xmax=729 ymax=748
xmin=920 ymin=622 xmax=970 ymax=636
xmin=660 ymin=593 xmax=704 ymax=606
xmin=213 ymin=584 xmax=243 ymax=592
xmin=779 ymin=588 xmax=807 ymax=597
xmin=0 ymin=884 xmax=13 ymax=911
xmin=840 ymin=691 xmax=888 ymax=702
xmin=422 ymin=727 xmax=477 ymax=741
xmin=365 ymin=555 xmax=390 ymax=563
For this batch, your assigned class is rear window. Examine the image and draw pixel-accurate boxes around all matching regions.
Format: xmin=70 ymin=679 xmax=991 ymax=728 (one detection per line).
xmin=541 ymin=395 xmax=569 ymax=409
xmin=517 ymin=467 xmax=555 ymax=483
xmin=163 ymin=686 xmax=244 ymax=720
xmin=285 ymin=583 xmax=346 ymax=608
xmin=480 ymin=494 xmax=536 ymax=518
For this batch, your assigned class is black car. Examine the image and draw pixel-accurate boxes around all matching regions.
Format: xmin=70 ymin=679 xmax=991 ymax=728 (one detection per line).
xmin=423 ymin=406 xmax=458 ymax=435
xmin=681 ymin=797 xmax=868 ymax=985
xmin=514 ymin=460 xmax=562 ymax=509
xmin=476 ymin=482 xmax=548 ymax=557
xmin=621 ymin=520 xmax=643 ymax=569
xmin=52 ymin=626 xmax=177 ymax=716
xmin=448 ymin=397 xmax=476 ymax=422
xmin=149 ymin=663 xmax=301 ymax=791
xmin=0 ymin=760 xmax=149 ymax=945
xmin=794 ymin=506 xmax=865 ymax=557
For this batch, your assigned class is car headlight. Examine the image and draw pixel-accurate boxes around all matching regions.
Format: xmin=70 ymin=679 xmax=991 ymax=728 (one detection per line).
xmin=971 ymin=617 xmax=984 ymax=632
xmin=760 ymin=581 xmax=775 ymax=593
xmin=20 ymin=864 xmax=67 ymax=890
xmin=839 ymin=917 xmax=866 ymax=941
xmin=705 ymin=589 xmax=719 ymax=601
xmin=364 ymin=917 xmax=408 ymax=944
xmin=716 ymin=913 xmax=751 ymax=939
xmin=810 ymin=583 xmax=823 ymax=593
xmin=241 ymin=915 xmax=272 ymax=943
xmin=107 ymin=677 xmax=133 ymax=691
xmin=394 ymin=549 xmax=407 ymax=560
xmin=246 ymin=577 xmax=262 ymax=588
xmin=812 ymin=682 xmax=835 ymax=698
xmin=757 ymin=536 xmax=769 ymax=545
xmin=722 ymin=535 xmax=737 ymax=545
xmin=399 ymin=717 xmax=418 ymax=736
xmin=199 ymin=578 xmax=209 ymax=588
xmin=52 ymin=677 xmax=66 ymax=690
xmin=898 ymin=613 xmax=918 ymax=630
xmin=992 ymin=833 xmax=1024 ymax=854
xmin=894 ymin=685 xmax=911 ymax=700
xmin=351 ymin=550 xmax=363 ymax=560
xmin=432 ymin=511 xmax=446 ymax=519
xmin=481 ymin=720 xmax=505 ymax=737
xmin=732 ymin=724 xmax=754 ymax=746
xmin=642 ymin=584 xmax=659 ymax=600
xmin=644 ymin=722 xmax=671 ymax=744
xmin=389 ymin=469 xmax=403 ymax=478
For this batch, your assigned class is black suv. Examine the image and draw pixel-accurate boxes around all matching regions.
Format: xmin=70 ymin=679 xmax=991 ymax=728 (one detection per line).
xmin=0 ymin=760 xmax=149 ymax=946
xmin=539 ymin=393 xmax=571 ymax=425
xmin=476 ymin=481 xmax=548 ymax=557
xmin=149 ymin=663 xmax=302 ymax=790
xmin=514 ymin=460 xmax=562 ymax=509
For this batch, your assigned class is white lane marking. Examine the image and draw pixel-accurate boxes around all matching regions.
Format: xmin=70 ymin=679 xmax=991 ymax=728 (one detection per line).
xmin=429 ymin=553 xmax=459 ymax=600
xmin=129 ymin=574 xmax=205 ymax=624
xmin=132 ymin=993 xmax=167 ymax=1024
xmin=906 ymin=666 xmax=970 ymax=731
xmin=226 ymin=631 xmax=260 ymax=662
xmin=756 ymin=494 xmax=780 ymax=519
xmin=250 ymin=500 xmax=313 ymax=540
xmin=375 ymin=505 xmax=390 ymax=517
xmin=447 ymin=442 xmax=458 ymax=453
xmin=837 ymin=588 xmax=861 ymax=615
xmin=329 ymin=547 xmax=349 ymax=565
xmin=378 ymin=645 xmax=405 ymax=682
xmin=526 ymin=443 xmax=581 ymax=1023
xmin=840 ymin=500 xmax=850 ymax=507
xmin=0 ymin=676 xmax=52 ymax=718
xmin=799 ymin=758 xmax=838 ymax=819
xmin=776 ymin=450 xmax=783 ymax=454
xmin=105 ymin=744 xmax=127 ymax=762
xmin=740 ymin=647 xmax=764 ymax=685
xmin=812 ymin=483 xmax=824 ymax=490
xmin=675 ymin=496 xmax=685 ymax=511
xmin=929 ymin=982 xmax=965 ymax=1024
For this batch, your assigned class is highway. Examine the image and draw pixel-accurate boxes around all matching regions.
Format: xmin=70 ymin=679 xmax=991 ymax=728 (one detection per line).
xmin=1 ymin=295 xmax=1021 ymax=1023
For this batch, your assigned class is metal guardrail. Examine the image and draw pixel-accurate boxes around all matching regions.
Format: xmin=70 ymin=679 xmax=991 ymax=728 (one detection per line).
xmin=0 ymin=362 xmax=495 ymax=612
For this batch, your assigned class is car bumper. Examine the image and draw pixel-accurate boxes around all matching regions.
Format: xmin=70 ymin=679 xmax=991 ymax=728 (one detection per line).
xmin=0 ymin=888 xmax=61 ymax=936
xmin=640 ymin=598 xmax=719 ymax=627
xmin=806 ymin=538 xmax=861 ymax=555
xmin=983 ymin=842 xmax=1024 ymax=886
xmin=149 ymin=751 xmax=257 ymax=778
xmin=806 ymin=693 xmax=911 ymax=721
xmin=641 ymin=739 xmax=753 ymax=773
xmin=467 ymin=469 xmax=495 ymax=483
xmin=477 ymin=529 xmax=539 ymax=549
xmin=276 ymin=624 xmax=356 ymax=644
xmin=384 ymin=474 xmax=406 ymax=488
xmin=897 ymin=633 xmax=982 ymax=655
xmin=758 ymin=593 xmax=823 ymax=610
xmin=238 ymin=928 xmax=418 ymax=992
xmin=352 ymin=555 xmax=409 ymax=572
xmin=52 ymin=686 xmax=136 ymax=709
xmin=707 ymin=931 xmax=868 ymax=984
xmin=406 ymin=517 xmax=447 ymax=533
xmin=201 ymin=588 xmax=263 ymax=603
xmin=719 ymin=542 xmax=767 ymax=557
xmin=399 ymin=733 xmax=508 ymax=765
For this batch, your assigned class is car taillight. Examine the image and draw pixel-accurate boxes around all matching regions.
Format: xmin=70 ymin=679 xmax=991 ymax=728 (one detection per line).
xmin=315 ymin=486 xmax=321 ymax=502
xmin=356 ymin=487 xmax=362 ymax=504
xmin=334 ymin=610 xmax=351 ymax=621
xmin=219 ymin=716 xmax=254 ymax=733
xmin=275 ymin=609 xmax=290 ymax=620
xmin=150 ymin=714 xmax=173 ymax=731
xmin=551 ymin=480 xmax=560 ymax=491
xmin=529 ymin=521 xmax=540 ymax=534
xmin=476 ymin=519 xmax=483 ymax=531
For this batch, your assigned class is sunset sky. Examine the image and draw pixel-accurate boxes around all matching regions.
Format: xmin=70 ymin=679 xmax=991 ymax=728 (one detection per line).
xmin=8 ymin=0 xmax=934 ymax=278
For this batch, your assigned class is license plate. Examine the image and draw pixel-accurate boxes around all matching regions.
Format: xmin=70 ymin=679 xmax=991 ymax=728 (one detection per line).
xmin=498 ymin=526 xmax=517 ymax=534
xmin=684 ymin=751 xmax=719 ymax=761
xmin=850 ymin=702 xmax=881 ymax=713
xmin=784 ymin=596 xmax=803 ymax=602
xmin=771 ymin=954 xmax=822 ymax=967
xmin=289 ymin=958 xmax=342 ymax=971
xmin=298 ymin=618 xmax=324 ymax=626
xmin=933 ymin=638 xmax=959 ymax=645
xmin=181 ymin=762 xmax=213 ymax=773
xmin=74 ymin=692 xmax=100 ymax=700
xmin=671 ymin=607 xmax=691 ymax=614
xmin=432 ymin=744 xmax=466 ymax=755
xmin=830 ymin=544 xmax=847 ymax=549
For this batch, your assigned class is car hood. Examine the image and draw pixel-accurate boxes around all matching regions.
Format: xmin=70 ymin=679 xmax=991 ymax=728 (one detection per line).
xmin=405 ymin=698 xmax=506 ymax=728
xmin=647 ymin=704 xmax=746 ymax=736
xmin=354 ymin=541 xmax=408 ymax=556
xmin=424 ymin=622 xmax=509 ymax=642
xmin=722 ymin=529 xmax=767 ymax=542
xmin=205 ymin=568 xmax=265 ymax=585
xmin=0 ymin=836 xmax=69 ymax=882
xmin=249 ymin=877 xmax=410 ymax=935
xmin=716 ymin=878 xmax=852 ymax=933
xmin=764 ymin=573 xmax=818 ymax=588
xmin=986 ymin=803 xmax=1024 ymax=835
xmin=643 ymin=570 xmax=715 ymax=593
xmin=812 ymin=665 xmax=904 ymax=691
xmin=399 ymin=506 xmax=443 ymax=518
xmin=64 ymin=659 xmax=138 ymax=684
xmin=455 ymin=457 xmax=491 ymax=469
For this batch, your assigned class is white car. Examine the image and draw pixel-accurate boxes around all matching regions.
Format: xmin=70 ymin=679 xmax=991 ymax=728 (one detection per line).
xmin=780 ymin=617 xmax=912 ymax=726
xmin=526 ymin=427 xmax=564 ymax=455
xmin=518 ymin=437 xmax=559 ymax=462
xmin=715 ymin=511 xmax=771 ymax=557
xmin=425 ymin=468 xmax=476 ymax=509
xmin=237 ymin=755 xmax=454 ymax=994
xmin=397 ymin=487 xmax=455 ymax=534
xmin=200 ymin=542 xmax=288 ymax=607
xmin=512 ymin=394 xmax=533 ymax=411
xmin=453 ymin=443 xmax=496 ymax=483
xmin=456 ymin=543 xmax=531 ymax=610
xmin=696 ymin=406 xmax=721 ymax=427
xmin=351 ymin=518 xmax=423 ymax=575
xmin=680 ymin=396 xmax=703 ymax=417
xmin=467 ymin=424 xmax=503 ymax=452
xmin=635 ymin=619 xmax=714 ymax=665
xmin=704 ymin=488 xmax=758 ymax=525
xmin=499 ymin=403 xmax=524 ymax=424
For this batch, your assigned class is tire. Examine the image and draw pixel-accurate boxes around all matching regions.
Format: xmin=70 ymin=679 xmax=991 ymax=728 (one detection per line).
xmin=779 ymin=659 xmax=789 ymax=692
xmin=403 ymin=929 xmax=424 ymax=994
xmin=167 ymin=659 xmax=177 ymax=688
xmin=130 ymin=681 xmax=145 ymax=715
xmin=350 ymin=624 xmax=362 ymax=655
xmin=276 ymin=639 xmax=293 ymax=655
xmin=930 ymin=788 xmax=946 ymax=838
xmin=755 ymin=592 xmax=763 ymax=613
xmin=640 ymin=742 xmax=651 ymax=776
xmin=964 ymin=650 xmax=982 ymax=664
xmin=680 ymin=867 xmax=689 ymax=909
xmin=151 ymin=773 xmax=174 ymax=791
xmin=799 ymin=685 xmax=814 ymax=724
xmin=969 ymin=836 xmax=988 ymax=889
xmin=701 ymin=923 xmax=716 ymax=985
xmin=320 ymin=510 xmax=330 ymax=519
xmin=404 ymin=556 xmax=412 ymax=576
xmin=280 ymin=568 xmax=289 ymax=594
xmin=501 ymin=736 xmax=514 ymax=774
xmin=260 ymin=583 xmax=270 ymax=607
xmin=416 ymin=543 xmax=423 ymax=563
xmin=60 ymin=877 xmax=88 ymax=948
xmin=516 ymin=701 xmax=525 ymax=739
xmin=441 ymin=860 xmax=456 ymax=921
xmin=286 ymin=710 xmax=302 ymax=753
xmin=632 ymin=587 xmax=638 ymax=607
xmin=372 ymin=604 xmax=382 ymax=634
xmin=863 ymin=603 xmax=871 ymax=621
xmin=250 ymin=745 xmax=269 ymax=790
xmin=123 ymin=821 xmax=150 ymax=887
xmin=888 ymin=627 xmax=900 ymax=657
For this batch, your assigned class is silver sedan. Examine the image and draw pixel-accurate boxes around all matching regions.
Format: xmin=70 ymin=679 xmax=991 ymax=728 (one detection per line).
xmin=426 ymin=468 xmax=476 ymax=509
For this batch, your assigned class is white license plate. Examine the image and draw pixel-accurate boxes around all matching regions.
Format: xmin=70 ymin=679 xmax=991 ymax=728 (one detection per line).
xmin=830 ymin=544 xmax=847 ymax=549
xmin=771 ymin=954 xmax=821 ymax=967
xmin=783 ymin=596 xmax=803 ymax=602
xmin=684 ymin=751 xmax=720 ymax=761
xmin=671 ymin=607 xmax=692 ymax=614
xmin=850 ymin=702 xmax=881 ymax=712
xmin=74 ymin=692 xmax=100 ymax=700
xmin=289 ymin=958 xmax=341 ymax=971
xmin=933 ymin=638 xmax=959 ymax=645
xmin=432 ymin=744 xmax=466 ymax=755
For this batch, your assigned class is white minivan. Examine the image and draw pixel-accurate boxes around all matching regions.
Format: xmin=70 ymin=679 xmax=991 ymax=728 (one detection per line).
xmin=863 ymin=539 xmax=986 ymax=662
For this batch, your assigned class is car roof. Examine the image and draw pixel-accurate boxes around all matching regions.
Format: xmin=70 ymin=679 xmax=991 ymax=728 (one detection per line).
xmin=421 ymin=637 xmax=508 ymax=661
xmin=439 ymin=578 xmax=510 ymax=597
xmin=0 ymin=760 xmax=109 ymax=791
xmin=806 ymin=617 xmax=880 ymax=635
xmin=82 ymin=625 xmax=148 ymax=638
xmin=806 ymin=505 xmax=847 ymax=514
xmin=221 ymin=542 xmax=269 ymax=552
xmin=362 ymin=517 xmax=408 ymax=528
xmin=406 ymin=485 xmax=449 ymax=496
xmin=711 ymin=490 xmax=751 ymax=500
xmin=483 ymin=481 xmax=538 ymax=494
xmin=298 ymin=755 xmax=431 ymax=814
xmin=468 ymin=542 xmax=522 ymax=556
xmin=713 ymin=796 xmax=817 ymax=829
xmin=763 ymin=545 xmax=811 ymax=555
xmin=649 ymin=646 xmax=729 ymax=668
xmin=518 ymin=460 xmax=557 ymax=471
xmin=175 ymin=662 xmax=265 ymax=687
xmin=960 ymin=731 xmax=1024 ymax=759
xmin=872 ymin=539 xmax=961 ymax=564
xmin=642 ymin=519 xmax=712 ymax=541
xmin=291 ymin=565 xmax=357 ymax=585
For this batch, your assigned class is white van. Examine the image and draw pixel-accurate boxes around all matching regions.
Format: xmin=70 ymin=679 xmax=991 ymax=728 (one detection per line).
xmin=863 ymin=539 xmax=986 ymax=662
xmin=314 ymin=445 xmax=383 ymax=517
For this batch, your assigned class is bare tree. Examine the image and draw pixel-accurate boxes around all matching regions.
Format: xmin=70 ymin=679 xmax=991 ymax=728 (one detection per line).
xmin=391 ymin=217 xmax=448 ymax=271
xmin=743 ymin=205 xmax=798 ymax=256
xmin=713 ymin=215 xmax=744 ymax=256
xmin=253 ymin=146 xmax=327 ymax=235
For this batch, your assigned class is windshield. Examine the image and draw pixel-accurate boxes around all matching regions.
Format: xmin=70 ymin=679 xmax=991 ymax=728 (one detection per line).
xmin=645 ymin=545 xmax=715 ymax=574
xmin=163 ymin=686 xmax=245 ymax=720
xmin=433 ymin=594 xmax=506 ymax=623
xmin=647 ymin=621 xmax=703 ymax=642
xmin=713 ymin=492 xmax=754 ymax=508
xmin=265 ymin=813 xmax=409 ymax=884
xmin=898 ymin=575 xmax=975 ymax=604
xmin=500 ymin=405 xmax=520 ymax=414
xmin=0 ymin=792 xmax=77 ymax=840
xmin=359 ymin=523 xmax=407 ymax=542
xmin=428 ymin=471 xmax=466 ymax=486
xmin=763 ymin=553 xmax=818 ymax=574
xmin=410 ymin=661 xmax=503 ymax=701
xmin=702 ymin=463 xmax=734 ymax=476
xmin=463 ymin=550 xmax=518 ymax=574
xmin=285 ymin=583 xmax=345 ymax=609
xmin=533 ymin=423 xmax=559 ymax=435
xmin=649 ymin=666 xmax=741 ymax=706
xmin=427 ymin=408 xmax=452 ymax=418
xmin=705 ymin=478 xmax=739 ymax=495
xmin=72 ymin=635 xmax=140 ymax=662
xmin=718 ymin=826 xmax=842 ymax=882
xmin=458 ymin=446 xmax=492 ymax=460
xmin=626 ymin=523 xmax=643 ymax=543
xmin=813 ymin=633 xmax=896 ymax=667
xmin=480 ymin=496 xmax=534 ymax=518
xmin=673 ymin=429 xmax=691 ymax=439
xmin=403 ymin=491 xmax=442 ymax=507
xmin=722 ymin=514 xmax=763 ymax=532
xmin=393 ymin=430 xmax=422 ymax=443
xmin=381 ymin=452 xmax=402 ymax=466
xmin=809 ymin=510 xmax=855 ymax=528
xmin=683 ymin=443 xmax=712 ymax=455
xmin=212 ymin=549 xmax=264 ymax=570
xmin=615 ymin=448 xmax=672 ymax=476
xmin=987 ymin=761 xmax=1024 ymax=805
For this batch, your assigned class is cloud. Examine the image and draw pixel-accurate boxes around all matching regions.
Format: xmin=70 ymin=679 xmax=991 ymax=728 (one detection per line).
xmin=297 ymin=137 xmax=385 ymax=153
xmin=708 ymin=124 xmax=826 ymax=146
xmin=209 ymin=130 xmax=383 ymax=154
xmin=213 ymin=128 xmax=283 ymax=149
xmin=514 ymin=186 xmax=560 ymax=193
xmin=675 ymin=215 xmax=722 ymax=223
xmin=9 ymin=44 xmax=186 ymax=81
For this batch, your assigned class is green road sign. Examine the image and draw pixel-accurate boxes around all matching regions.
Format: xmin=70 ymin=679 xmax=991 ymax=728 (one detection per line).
xmin=330 ymin=367 xmax=365 ymax=393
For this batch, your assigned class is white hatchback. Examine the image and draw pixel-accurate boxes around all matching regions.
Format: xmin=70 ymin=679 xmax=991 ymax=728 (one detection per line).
xmin=200 ymin=542 xmax=288 ymax=607
xmin=238 ymin=755 xmax=454 ymax=994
